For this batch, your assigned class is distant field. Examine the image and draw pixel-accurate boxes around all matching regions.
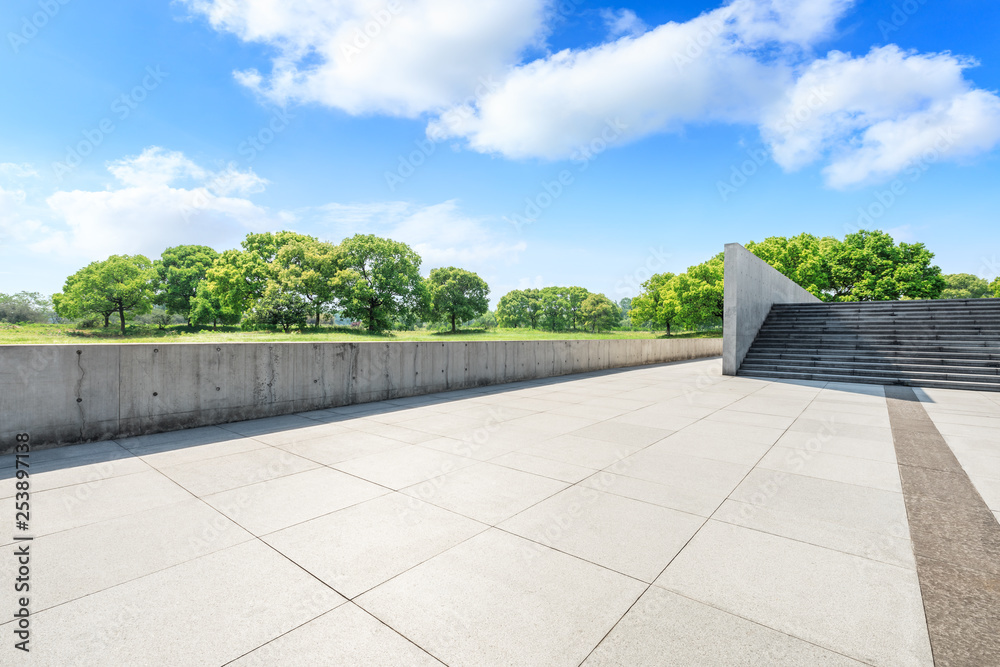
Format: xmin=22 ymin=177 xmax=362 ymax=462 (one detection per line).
xmin=0 ymin=323 xmax=722 ymax=345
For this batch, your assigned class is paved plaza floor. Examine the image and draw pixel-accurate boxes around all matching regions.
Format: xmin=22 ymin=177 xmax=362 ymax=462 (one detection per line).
xmin=2 ymin=357 xmax=998 ymax=666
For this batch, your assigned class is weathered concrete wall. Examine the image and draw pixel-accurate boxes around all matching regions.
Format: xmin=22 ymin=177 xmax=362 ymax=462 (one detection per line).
xmin=0 ymin=338 xmax=722 ymax=451
xmin=723 ymin=243 xmax=820 ymax=375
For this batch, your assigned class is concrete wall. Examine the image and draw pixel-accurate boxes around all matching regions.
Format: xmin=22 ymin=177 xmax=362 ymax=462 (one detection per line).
xmin=0 ymin=338 xmax=722 ymax=452
xmin=723 ymin=243 xmax=820 ymax=375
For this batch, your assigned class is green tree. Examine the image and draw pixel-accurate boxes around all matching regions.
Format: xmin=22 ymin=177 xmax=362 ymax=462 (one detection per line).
xmin=55 ymin=255 xmax=155 ymax=335
xmin=565 ymin=286 xmax=589 ymax=330
xmin=425 ymin=267 xmax=490 ymax=333
xmin=629 ymin=273 xmax=678 ymax=333
xmin=940 ymin=273 xmax=992 ymax=299
xmin=745 ymin=233 xmax=837 ymax=300
xmin=618 ymin=297 xmax=632 ymax=328
xmin=497 ymin=290 xmax=528 ymax=327
xmin=190 ymin=281 xmax=242 ymax=329
xmin=992 ymin=277 xmax=1000 ymax=299
xmin=539 ymin=287 xmax=570 ymax=331
xmin=0 ymin=292 xmax=52 ymax=323
xmin=203 ymin=231 xmax=316 ymax=316
xmin=245 ymin=283 xmax=309 ymax=332
xmin=827 ymin=230 xmax=944 ymax=301
xmin=671 ymin=255 xmax=724 ymax=328
xmin=580 ymin=293 xmax=620 ymax=332
xmin=154 ymin=245 xmax=219 ymax=324
xmin=274 ymin=239 xmax=341 ymax=326
xmin=332 ymin=234 xmax=425 ymax=332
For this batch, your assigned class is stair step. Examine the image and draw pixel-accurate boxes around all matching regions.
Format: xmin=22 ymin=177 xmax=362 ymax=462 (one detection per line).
xmin=738 ymin=299 xmax=1000 ymax=393
xmin=739 ymin=362 xmax=1000 ymax=382
xmin=743 ymin=353 xmax=1000 ymax=368
xmin=736 ymin=369 xmax=1000 ymax=393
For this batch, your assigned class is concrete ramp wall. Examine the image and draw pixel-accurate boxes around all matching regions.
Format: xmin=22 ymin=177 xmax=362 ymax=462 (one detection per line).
xmin=723 ymin=243 xmax=821 ymax=375
xmin=0 ymin=338 xmax=722 ymax=451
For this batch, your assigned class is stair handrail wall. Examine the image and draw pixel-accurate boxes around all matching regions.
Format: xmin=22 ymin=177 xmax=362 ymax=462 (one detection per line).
xmin=723 ymin=242 xmax=822 ymax=375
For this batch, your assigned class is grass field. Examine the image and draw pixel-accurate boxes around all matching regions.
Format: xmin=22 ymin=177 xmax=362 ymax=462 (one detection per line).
xmin=0 ymin=323 xmax=722 ymax=345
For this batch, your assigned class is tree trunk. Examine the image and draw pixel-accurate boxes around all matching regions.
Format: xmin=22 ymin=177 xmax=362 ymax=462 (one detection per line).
xmin=315 ymin=306 xmax=321 ymax=328
xmin=451 ymin=312 xmax=456 ymax=333
xmin=103 ymin=313 xmax=110 ymax=328
xmin=118 ymin=306 xmax=126 ymax=335
xmin=666 ymin=322 xmax=671 ymax=336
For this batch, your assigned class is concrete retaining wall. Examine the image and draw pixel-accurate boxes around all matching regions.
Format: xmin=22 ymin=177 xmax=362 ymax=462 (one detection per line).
xmin=0 ymin=338 xmax=722 ymax=451
xmin=723 ymin=243 xmax=820 ymax=375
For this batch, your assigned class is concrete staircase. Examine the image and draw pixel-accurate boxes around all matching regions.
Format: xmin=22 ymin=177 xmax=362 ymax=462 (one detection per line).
xmin=738 ymin=299 xmax=1000 ymax=391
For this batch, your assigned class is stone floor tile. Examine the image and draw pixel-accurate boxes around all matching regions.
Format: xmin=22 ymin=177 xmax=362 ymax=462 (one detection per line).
xmin=356 ymin=529 xmax=646 ymax=667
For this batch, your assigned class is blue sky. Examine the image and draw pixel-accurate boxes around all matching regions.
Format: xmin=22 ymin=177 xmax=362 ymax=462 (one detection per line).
xmin=2 ymin=0 xmax=999 ymax=305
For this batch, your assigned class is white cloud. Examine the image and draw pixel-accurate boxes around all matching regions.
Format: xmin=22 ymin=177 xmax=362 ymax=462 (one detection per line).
xmin=180 ymin=0 xmax=1000 ymax=186
xmin=601 ymin=9 xmax=647 ymax=39
xmin=32 ymin=148 xmax=277 ymax=258
xmin=0 ymin=187 xmax=49 ymax=244
xmin=314 ymin=199 xmax=526 ymax=268
xmin=0 ymin=163 xmax=39 ymax=180
xmin=426 ymin=0 xmax=856 ymax=160
xmin=762 ymin=46 xmax=1000 ymax=187
xmin=183 ymin=0 xmax=549 ymax=117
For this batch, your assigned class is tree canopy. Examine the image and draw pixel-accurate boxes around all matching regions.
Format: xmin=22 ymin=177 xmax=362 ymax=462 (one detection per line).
xmin=154 ymin=245 xmax=219 ymax=324
xmin=425 ymin=267 xmax=490 ymax=332
xmin=333 ymin=234 xmax=426 ymax=332
xmin=941 ymin=273 xmax=993 ymax=299
xmin=54 ymin=255 xmax=155 ymax=334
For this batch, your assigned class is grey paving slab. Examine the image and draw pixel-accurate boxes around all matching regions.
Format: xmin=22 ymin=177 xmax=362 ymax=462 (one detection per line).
xmin=569 ymin=421 xmax=673 ymax=447
xmin=22 ymin=540 xmax=344 ymax=666
xmin=133 ymin=435 xmax=269 ymax=469
xmin=773 ymin=429 xmax=898 ymax=463
xmin=499 ymin=486 xmax=704 ymax=582
xmin=278 ymin=431 xmax=408 ymax=466
xmin=265 ymin=493 xmax=486 ymax=598
xmin=157 ymin=447 xmax=321 ymax=496
xmin=724 ymin=395 xmax=812 ymax=418
xmin=715 ymin=468 xmax=914 ymax=569
xmin=702 ymin=408 xmax=797 ymax=429
xmin=521 ymin=434 xmax=643 ymax=469
xmin=607 ymin=407 xmax=699 ymax=431
xmin=0 ymin=439 xmax=132 ymax=470
xmin=489 ymin=450 xmax=597 ymax=483
xmin=610 ymin=448 xmax=751 ymax=513
xmin=657 ymin=520 xmax=933 ymax=667
xmin=0 ymin=454 xmax=151 ymax=499
xmin=114 ymin=426 xmax=231 ymax=452
xmin=244 ymin=421 xmax=351 ymax=447
xmin=583 ymin=587 xmax=866 ymax=667
xmin=30 ymin=469 xmax=192 ymax=535
xmin=356 ymin=529 xmax=646 ymax=667
xmin=220 ymin=414 xmax=323 ymax=437
xmin=507 ymin=411 xmax=601 ymax=435
xmin=757 ymin=446 xmax=903 ymax=493
xmin=230 ymin=603 xmax=443 ymax=666
xmin=400 ymin=461 xmax=568 ymax=525
xmin=203 ymin=467 xmax=389 ymax=535
xmin=676 ymin=418 xmax=787 ymax=445
xmin=332 ymin=444 xmax=478 ymax=490
xmin=647 ymin=431 xmax=774 ymax=466
xmin=0 ymin=498 xmax=252 ymax=611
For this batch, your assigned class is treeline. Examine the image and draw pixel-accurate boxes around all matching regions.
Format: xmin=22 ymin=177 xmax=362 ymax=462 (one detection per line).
xmin=630 ymin=230 xmax=999 ymax=333
xmin=497 ymin=287 xmax=623 ymax=333
xmin=52 ymin=232 xmax=491 ymax=335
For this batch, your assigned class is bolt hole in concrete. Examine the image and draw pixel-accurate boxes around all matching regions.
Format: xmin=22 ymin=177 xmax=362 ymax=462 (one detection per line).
xmin=153 ymin=392 xmax=158 ymax=397
xmin=216 ymin=387 xmax=221 ymax=391
xmin=76 ymin=350 xmax=81 ymax=355
xmin=75 ymin=398 xmax=82 ymax=403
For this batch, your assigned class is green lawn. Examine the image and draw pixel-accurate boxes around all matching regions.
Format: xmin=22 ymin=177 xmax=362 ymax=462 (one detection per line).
xmin=0 ymin=323 xmax=722 ymax=345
